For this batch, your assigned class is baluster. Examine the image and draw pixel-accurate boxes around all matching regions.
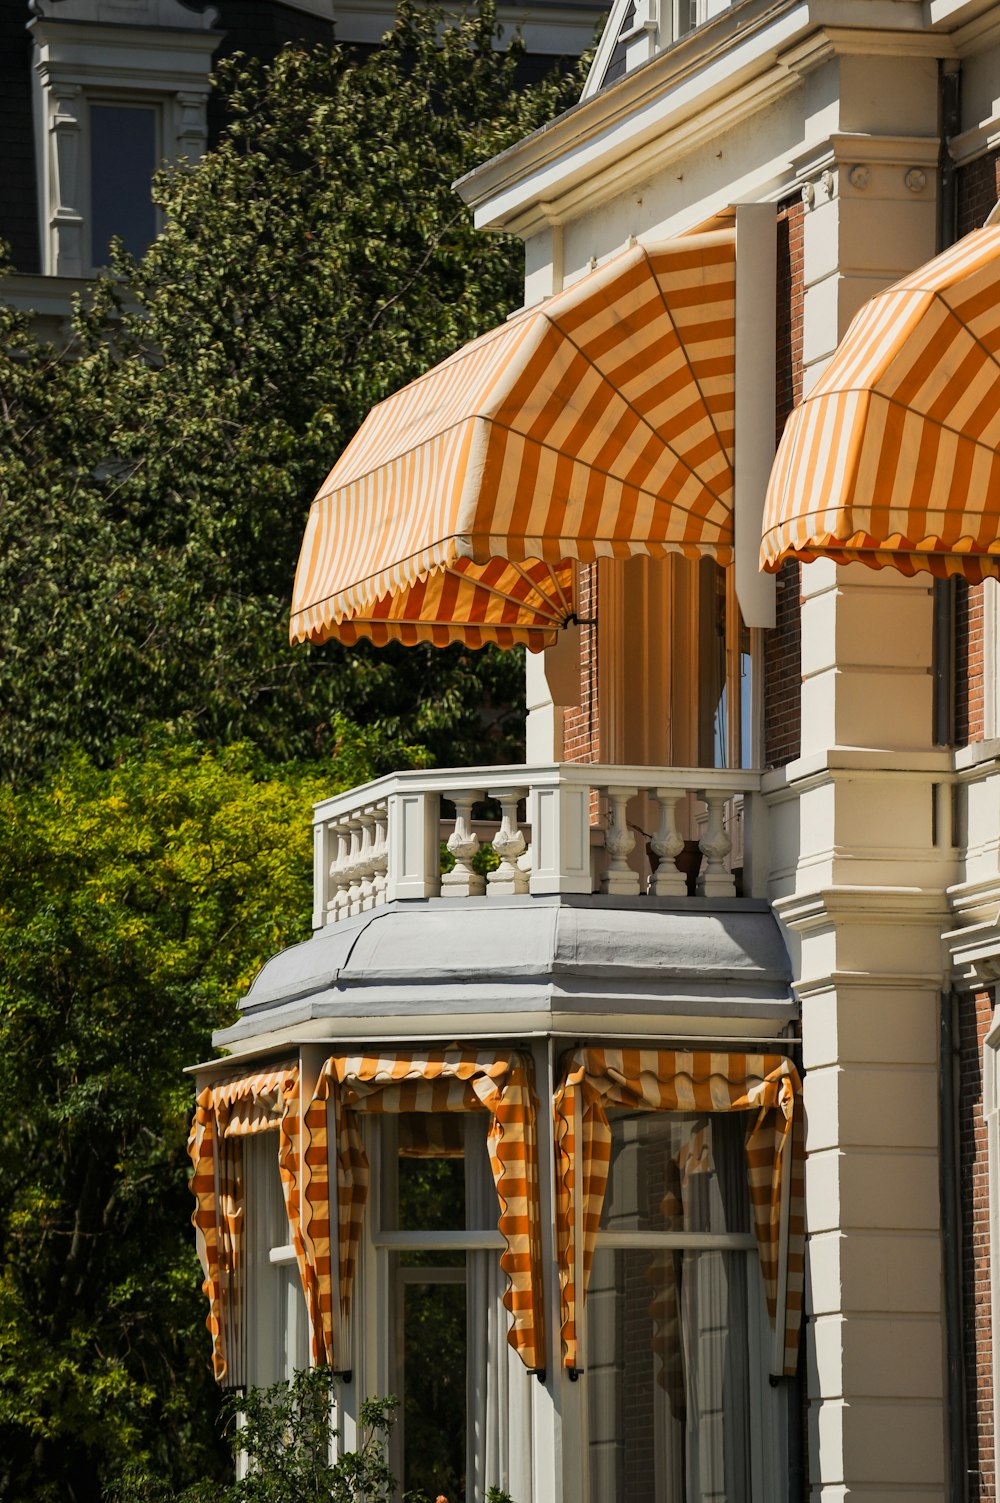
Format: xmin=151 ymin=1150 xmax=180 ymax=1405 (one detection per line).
xmin=697 ymin=789 xmax=736 ymax=898
xmin=331 ymin=822 xmax=352 ymax=923
xmin=649 ymin=786 xmax=687 ymax=897
xmin=345 ymin=819 xmax=365 ymax=916
xmin=600 ymin=785 xmax=640 ymax=896
xmin=370 ymin=805 xmax=389 ymax=907
xmin=442 ymin=791 xmax=485 ymax=897
xmin=358 ymin=813 xmax=377 ymax=911
xmin=488 ymin=787 xmax=529 ymax=896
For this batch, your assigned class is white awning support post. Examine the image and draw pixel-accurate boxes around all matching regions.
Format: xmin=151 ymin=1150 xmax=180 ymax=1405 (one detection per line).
xmin=735 ymin=202 xmax=777 ymax=629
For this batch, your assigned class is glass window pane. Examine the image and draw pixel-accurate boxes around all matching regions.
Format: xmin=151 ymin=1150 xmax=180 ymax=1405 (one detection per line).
xmin=395 ymin=1112 xmax=495 ymax=1232
xmin=90 ymin=103 xmax=157 ymax=265
xmin=587 ymin=1247 xmax=753 ymax=1503
xmin=601 ymin=1112 xmax=750 ymax=1236
xmin=401 ymin=1279 xmax=467 ymax=1500
xmin=697 ymin=559 xmax=728 ymax=769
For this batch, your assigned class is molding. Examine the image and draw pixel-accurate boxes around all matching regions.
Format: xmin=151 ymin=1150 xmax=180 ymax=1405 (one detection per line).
xmin=777 ymin=20 xmax=955 ymax=73
xmin=792 ymin=967 xmax=950 ymax=999
xmin=943 ymin=913 xmax=1000 ymax=986
xmin=774 ymin=885 xmax=951 ymax=933
xmin=947 ymin=875 xmax=1000 ymax=919
xmin=792 ymin=131 xmax=942 ymax=175
xmin=953 ymin=737 xmax=1000 ymax=774
xmin=459 ymin=0 xmax=958 ymax=237
xmin=949 ymin=114 xmax=1000 ymax=166
xmin=772 ymin=746 xmax=954 ymax=790
xmin=949 ymin=0 xmax=1000 ymax=53
xmin=455 ymin=0 xmax=810 ymax=233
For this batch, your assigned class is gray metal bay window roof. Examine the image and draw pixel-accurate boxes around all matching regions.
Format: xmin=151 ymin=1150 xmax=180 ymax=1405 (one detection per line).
xmin=214 ymin=895 xmax=795 ymax=1053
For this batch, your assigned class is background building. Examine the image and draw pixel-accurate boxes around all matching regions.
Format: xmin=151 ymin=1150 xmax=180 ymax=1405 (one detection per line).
xmin=0 ymin=0 xmax=603 ymax=338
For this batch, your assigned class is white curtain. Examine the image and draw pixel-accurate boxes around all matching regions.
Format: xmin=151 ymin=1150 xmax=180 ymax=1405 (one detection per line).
xmin=467 ymin=1122 xmax=533 ymax=1503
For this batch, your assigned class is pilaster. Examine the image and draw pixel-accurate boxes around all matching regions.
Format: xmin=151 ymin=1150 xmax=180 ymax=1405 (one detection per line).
xmin=785 ymin=48 xmax=950 ymax=1501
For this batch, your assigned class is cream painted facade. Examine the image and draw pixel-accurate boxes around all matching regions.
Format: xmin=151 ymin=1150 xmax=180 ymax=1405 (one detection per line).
xmin=195 ymin=1 xmax=1000 ymax=1498
xmin=453 ymin=2 xmax=1000 ymax=1494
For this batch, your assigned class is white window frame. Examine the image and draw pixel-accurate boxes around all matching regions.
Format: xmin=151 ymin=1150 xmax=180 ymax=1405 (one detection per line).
xmin=29 ymin=0 xmax=219 ymax=278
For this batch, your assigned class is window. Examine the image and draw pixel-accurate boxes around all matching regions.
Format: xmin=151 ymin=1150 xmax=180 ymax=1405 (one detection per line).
xmin=88 ymin=102 xmax=159 ymax=267
xmin=597 ymin=554 xmax=759 ymax=771
xmin=585 ymin=1112 xmax=789 ymax=1502
xmin=696 ymin=559 xmax=757 ymax=771
xmin=244 ymin=1133 xmax=310 ymax=1389
xmin=29 ymin=1 xmax=217 ymax=278
xmin=371 ymin=1113 xmax=528 ymax=1502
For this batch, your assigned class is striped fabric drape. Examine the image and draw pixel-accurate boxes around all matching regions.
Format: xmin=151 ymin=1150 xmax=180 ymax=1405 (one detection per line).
xmin=761 ymin=226 xmax=1000 ymax=581
xmin=553 ymin=1048 xmax=804 ymax=1377
xmin=290 ymin=231 xmax=736 ymax=652
xmin=292 ymin=1050 xmax=545 ymax=1374
xmin=188 ymin=1062 xmax=302 ymax=1384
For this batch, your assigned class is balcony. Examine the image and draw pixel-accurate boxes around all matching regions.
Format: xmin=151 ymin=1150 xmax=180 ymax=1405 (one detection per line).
xmin=311 ymin=761 xmax=767 ymax=929
xmin=215 ymin=760 xmax=793 ymax=1053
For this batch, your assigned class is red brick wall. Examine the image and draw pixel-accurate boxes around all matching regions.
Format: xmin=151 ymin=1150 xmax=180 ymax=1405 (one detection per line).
xmin=764 ymin=201 xmax=804 ymax=769
xmin=960 ymin=987 xmax=996 ymax=1501
xmin=563 ymin=565 xmax=600 ymax=762
xmin=955 ymin=579 xmax=986 ymax=746
xmin=958 ymin=152 xmax=1000 ymax=237
xmin=951 ymin=152 xmax=999 ymax=748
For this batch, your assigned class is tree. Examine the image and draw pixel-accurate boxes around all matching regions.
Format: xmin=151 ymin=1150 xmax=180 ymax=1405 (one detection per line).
xmin=0 ymin=5 xmax=584 ymax=783
xmin=0 ymin=737 xmax=435 ymax=1501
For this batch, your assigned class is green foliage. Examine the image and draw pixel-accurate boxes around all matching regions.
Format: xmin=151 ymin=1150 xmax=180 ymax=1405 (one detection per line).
xmin=0 ymin=743 xmax=330 ymax=1499
xmin=208 ymin=1373 xmax=398 ymax=1503
xmin=0 ymin=7 xmax=587 ymax=1494
xmin=111 ymin=1369 xmax=398 ymax=1502
xmin=0 ymin=2 xmax=585 ymax=782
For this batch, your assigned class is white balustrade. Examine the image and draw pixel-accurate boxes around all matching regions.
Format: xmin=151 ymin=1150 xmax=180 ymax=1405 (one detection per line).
xmin=311 ymin=764 xmax=764 ymax=926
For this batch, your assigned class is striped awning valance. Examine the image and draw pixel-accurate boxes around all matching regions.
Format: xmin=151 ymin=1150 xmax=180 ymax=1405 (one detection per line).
xmin=761 ymin=227 xmax=1000 ymax=582
xmin=188 ymin=1062 xmax=303 ymax=1386
xmin=290 ymin=230 xmax=736 ymax=652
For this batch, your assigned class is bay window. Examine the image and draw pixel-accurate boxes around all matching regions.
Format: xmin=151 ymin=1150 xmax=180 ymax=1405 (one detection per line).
xmin=586 ymin=1111 xmax=789 ymax=1502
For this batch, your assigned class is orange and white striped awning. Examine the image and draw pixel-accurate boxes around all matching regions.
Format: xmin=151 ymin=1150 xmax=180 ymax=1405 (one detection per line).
xmin=761 ymin=227 xmax=1000 ymax=582
xmin=291 ymin=230 xmax=736 ymax=652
